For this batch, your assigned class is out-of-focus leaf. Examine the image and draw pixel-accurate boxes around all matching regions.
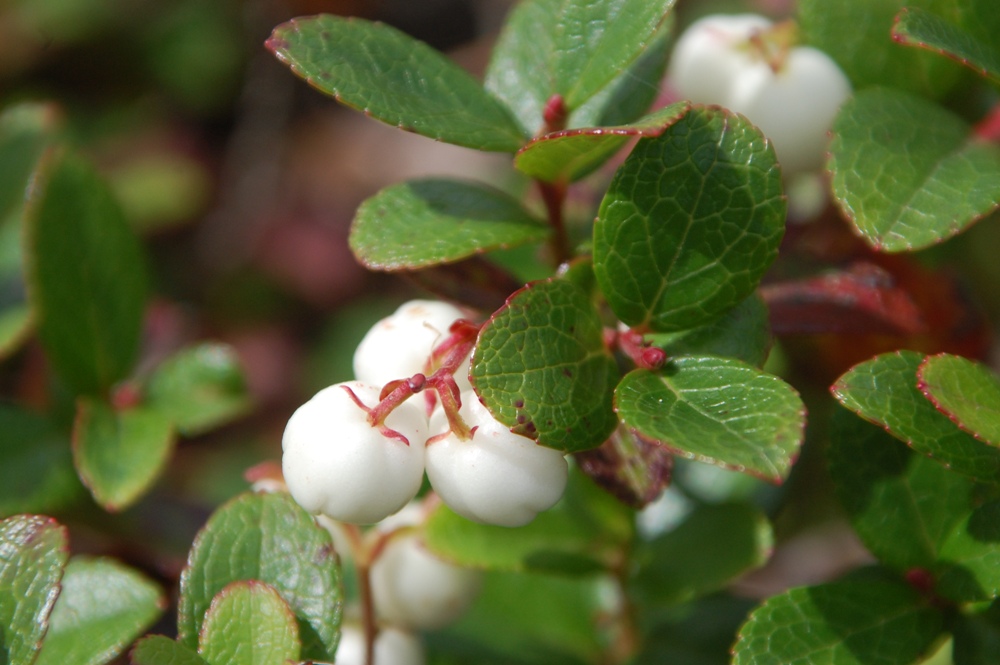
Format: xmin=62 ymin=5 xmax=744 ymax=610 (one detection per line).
xmin=350 ymin=179 xmax=548 ymax=270
xmin=648 ymin=294 xmax=771 ymax=368
xmin=892 ymin=6 xmax=1000 ymax=84
xmin=574 ymin=425 xmax=673 ymax=508
xmin=0 ymin=404 xmax=80 ymax=517
xmin=616 ymin=358 xmax=805 ymax=484
xmin=594 ymin=106 xmax=785 ymax=332
xmin=177 ymin=492 xmax=342 ymax=662
xmin=828 ymin=88 xmax=1000 ymax=252
xmin=73 ymin=398 xmax=175 ymax=512
xmin=130 ymin=636 xmax=210 ymax=665
xmin=0 ymin=514 xmax=68 ymax=665
xmin=267 ymin=15 xmax=525 ymax=152
xmin=35 ymin=556 xmax=165 ymax=665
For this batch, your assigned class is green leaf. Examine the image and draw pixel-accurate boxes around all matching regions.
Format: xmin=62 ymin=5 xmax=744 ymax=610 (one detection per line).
xmin=514 ymin=101 xmax=690 ymax=183
xmin=733 ymin=576 xmax=944 ymax=665
xmin=831 ymin=350 xmax=1000 ymax=484
xmin=0 ymin=404 xmax=80 ymax=517
xmin=798 ymin=0 xmax=965 ymax=97
xmin=828 ymin=88 xmax=1000 ymax=252
xmin=423 ymin=468 xmax=632 ymax=574
xmin=634 ymin=593 xmax=757 ymax=665
xmin=485 ymin=0 xmax=676 ymax=136
xmin=0 ymin=515 xmax=68 ymax=665
xmin=0 ymin=306 xmax=32 ymax=360
xmin=177 ymin=492 xmax=341 ymax=662
xmin=918 ymin=353 xmax=1000 ymax=447
xmin=615 ymin=357 xmax=805 ymax=484
xmin=350 ymin=179 xmax=549 ymax=271
xmin=953 ymin=601 xmax=1000 ymax=665
xmin=73 ymin=398 xmax=175 ymax=512
xmin=630 ymin=503 xmax=772 ymax=607
xmin=35 ymin=556 xmax=165 ymax=665
xmin=145 ymin=344 xmax=251 ymax=437
xmin=197 ymin=581 xmax=299 ymax=665
xmin=470 ymin=278 xmax=619 ymax=452
xmin=593 ymin=106 xmax=785 ymax=332
xmin=266 ymin=15 xmax=524 ymax=152
xmin=893 ymin=6 xmax=1000 ymax=84
xmin=23 ymin=150 xmax=147 ymax=395
xmin=647 ymin=294 xmax=772 ymax=368
xmin=130 ymin=636 xmax=210 ymax=665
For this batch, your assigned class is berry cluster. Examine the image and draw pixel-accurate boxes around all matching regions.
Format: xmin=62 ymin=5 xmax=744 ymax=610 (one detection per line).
xmin=281 ymin=299 xmax=569 ymax=527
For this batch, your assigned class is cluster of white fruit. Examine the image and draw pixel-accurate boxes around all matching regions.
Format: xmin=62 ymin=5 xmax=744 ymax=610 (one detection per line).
xmin=281 ymin=299 xmax=569 ymax=528
xmin=667 ymin=14 xmax=851 ymax=175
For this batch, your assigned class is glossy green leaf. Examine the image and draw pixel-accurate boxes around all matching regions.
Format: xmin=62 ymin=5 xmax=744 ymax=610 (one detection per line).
xmin=647 ymin=294 xmax=771 ymax=368
xmin=594 ymin=106 xmax=785 ymax=332
xmin=893 ymin=6 xmax=1000 ymax=84
xmin=485 ymin=0 xmax=675 ymax=136
xmin=514 ymin=101 xmax=690 ymax=183
xmin=73 ymin=398 xmax=175 ymax=512
xmin=828 ymin=409 xmax=1000 ymax=601
xmin=615 ymin=357 xmax=805 ymax=483
xmin=197 ymin=581 xmax=299 ymax=665
xmin=733 ymin=577 xmax=944 ymax=665
xmin=35 ymin=556 xmax=165 ymax=665
xmin=0 ymin=515 xmax=68 ymax=665
xmin=130 ymin=636 xmax=210 ymax=665
xmin=350 ymin=179 xmax=549 ymax=270
xmin=470 ymin=278 xmax=618 ymax=452
xmin=145 ymin=344 xmax=251 ymax=437
xmin=267 ymin=15 xmax=524 ymax=152
xmin=918 ymin=353 xmax=1000 ymax=447
xmin=23 ymin=150 xmax=147 ymax=395
xmin=829 ymin=88 xmax=1000 ymax=252
xmin=831 ymin=350 xmax=1000 ymax=484
xmin=0 ymin=404 xmax=79 ymax=517
xmin=424 ymin=468 xmax=632 ymax=574
xmin=798 ymin=0 xmax=965 ymax=97
xmin=631 ymin=503 xmax=772 ymax=607
xmin=178 ymin=492 xmax=341 ymax=662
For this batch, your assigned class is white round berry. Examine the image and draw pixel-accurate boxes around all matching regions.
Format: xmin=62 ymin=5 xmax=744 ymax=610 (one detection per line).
xmin=426 ymin=392 xmax=568 ymax=527
xmin=667 ymin=14 xmax=773 ymax=106
xmin=726 ymin=45 xmax=851 ymax=173
xmin=335 ymin=624 xmax=425 ymax=665
xmin=353 ymin=300 xmax=466 ymax=387
xmin=282 ymin=381 xmax=427 ymax=524
xmin=371 ymin=533 xmax=482 ymax=630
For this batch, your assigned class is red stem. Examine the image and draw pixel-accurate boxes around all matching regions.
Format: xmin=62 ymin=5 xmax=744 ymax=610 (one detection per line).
xmin=538 ymin=180 xmax=571 ymax=266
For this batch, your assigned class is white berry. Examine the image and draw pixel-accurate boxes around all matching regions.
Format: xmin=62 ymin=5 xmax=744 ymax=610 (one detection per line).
xmin=354 ymin=300 xmax=466 ymax=387
xmin=335 ymin=624 xmax=425 ymax=665
xmin=282 ymin=381 xmax=426 ymax=524
xmin=371 ymin=533 xmax=483 ymax=630
xmin=667 ymin=14 xmax=851 ymax=174
xmin=426 ymin=392 xmax=568 ymax=527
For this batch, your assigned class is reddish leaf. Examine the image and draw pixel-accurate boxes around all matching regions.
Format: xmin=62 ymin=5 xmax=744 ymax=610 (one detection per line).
xmin=574 ymin=426 xmax=673 ymax=508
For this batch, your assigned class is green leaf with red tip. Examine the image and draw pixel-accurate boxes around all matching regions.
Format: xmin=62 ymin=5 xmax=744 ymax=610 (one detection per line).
xmin=0 ymin=404 xmax=80 ymax=517
xmin=35 ymin=556 xmax=165 ymax=665
xmin=73 ymin=398 xmax=175 ymax=512
xmin=470 ymin=278 xmax=619 ymax=453
xmin=267 ymin=15 xmax=524 ymax=152
xmin=197 ymin=581 xmax=299 ymax=665
xmin=733 ymin=575 xmax=945 ymax=665
xmin=828 ymin=409 xmax=1000 ymax=602
xmin=515 ymin=101 xmax=690 ymax=183
xmin=178 ymin=492 xmax=341 ymax=662
xmin=594 ymin=106 xmax=785 ymax=332
xmin=831 ymin=350 xmax=1000 ymax=484
xmin=893 ymin=6 xmax=1000 ymax=84
xmin=798 ymin=0 xmax=967 ymax=98
xmin=630 ymin=502 xmax=772 ymax=607
xmin=615 ymin=357 xmax=805 ymax=484
xmin=145 ymin=343 xmax=251 ymax=437
xmin=23 ymin=150 xmax=147 ymax=395
xmin=828 ymin=88 xmax=1000 ymax=253
xmin=130 ymin=636 xmax=209 ymax=665
xmin=0 ymin=515 xmax=68 ymax=665
xmin=485 ymin=0 xmax=676 ymax=136
xmin=350 ymin=179 xmax=549 ymax=271
xmin=918 ymin=353 xmax=1000 ymax=448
